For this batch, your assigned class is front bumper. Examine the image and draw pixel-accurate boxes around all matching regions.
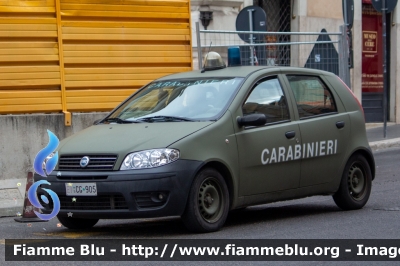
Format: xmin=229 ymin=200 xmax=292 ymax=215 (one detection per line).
xmin=34 ymin=160 xmax=203 ymax=219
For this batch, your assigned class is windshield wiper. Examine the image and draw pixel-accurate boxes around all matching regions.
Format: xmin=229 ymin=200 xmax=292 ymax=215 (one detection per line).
xmin=136 ymin=115 xmax=196 ymax=122
xmin=102 ymin=117 xmax=141 ymax=124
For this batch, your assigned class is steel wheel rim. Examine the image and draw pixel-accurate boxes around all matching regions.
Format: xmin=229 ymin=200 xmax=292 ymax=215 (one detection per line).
xmin=198 ymin=177 xmax=224 ymax=223
xmin=347 ymin=163 xmax=366 ymax=200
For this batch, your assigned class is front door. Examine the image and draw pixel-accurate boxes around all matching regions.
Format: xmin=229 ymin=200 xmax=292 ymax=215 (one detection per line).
xmin=235 ymin=76 xmax=301 ymax=196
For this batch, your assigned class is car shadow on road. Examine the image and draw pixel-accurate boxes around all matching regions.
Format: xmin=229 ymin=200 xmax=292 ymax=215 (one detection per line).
xmin=225 ymin=203 xmax=341 ymax=228
xmin=55 ymin=203 xmax=342 ymax=237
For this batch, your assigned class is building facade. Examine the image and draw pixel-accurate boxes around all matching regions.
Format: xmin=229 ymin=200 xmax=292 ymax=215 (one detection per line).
xmin=191 ymin=0 xmax=399 ymax=123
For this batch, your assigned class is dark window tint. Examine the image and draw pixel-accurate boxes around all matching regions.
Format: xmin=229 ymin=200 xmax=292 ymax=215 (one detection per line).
xmin=243 ymin=78 xmax=290 ymax=123
xmin=287 ymin=75 xmax=337 ymax=118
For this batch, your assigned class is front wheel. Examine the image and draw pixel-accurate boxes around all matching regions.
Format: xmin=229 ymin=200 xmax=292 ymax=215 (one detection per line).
xmin=57 ymin=215 xmax=99 ymax=229
xmin=333 ymin=154 xmax=372 ymax=210
xmin=182 ymin=168 xmax=229 ymax=233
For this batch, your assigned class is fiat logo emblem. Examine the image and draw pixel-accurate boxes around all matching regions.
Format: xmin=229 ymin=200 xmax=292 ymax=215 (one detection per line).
xmin=80 ymin=156 xmax=90 ymax=168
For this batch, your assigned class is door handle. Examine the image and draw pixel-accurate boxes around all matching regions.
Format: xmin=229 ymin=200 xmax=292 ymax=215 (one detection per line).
xmin=336 ymin=121 xmax=345 ymax=129
xmin=285 ymin=131 xmax=296 ymax=139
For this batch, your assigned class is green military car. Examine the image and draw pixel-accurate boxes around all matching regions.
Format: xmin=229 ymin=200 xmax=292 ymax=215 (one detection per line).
xmin=35 ymin=53 xmax=375 ymax=233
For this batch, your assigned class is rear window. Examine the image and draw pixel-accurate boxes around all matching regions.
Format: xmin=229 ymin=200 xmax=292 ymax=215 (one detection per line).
xmin=287 ymin=75 xmax=337 ymax=119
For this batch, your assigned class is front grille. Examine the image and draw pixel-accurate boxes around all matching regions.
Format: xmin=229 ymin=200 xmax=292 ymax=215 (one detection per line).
xmin=57 ymin=175 xmax=107 ymax=180
xmin=58 ymin=195 xmax=128 ymax=210
xmin=58 ymin=155 xmax=118 ymax=171
xmin=134 ymin=192 xmax=168 ymax=209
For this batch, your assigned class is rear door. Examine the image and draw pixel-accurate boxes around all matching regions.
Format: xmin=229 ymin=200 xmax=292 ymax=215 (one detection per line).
xmin=283 ymin=74 xmax=351 ymax=187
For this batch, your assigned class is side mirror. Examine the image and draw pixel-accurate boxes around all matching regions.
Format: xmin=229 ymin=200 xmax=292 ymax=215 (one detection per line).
xmin=237 ymin=114 xmax=267 ymax=127
xmin=93 ymin=119 xmax=102 ymax=125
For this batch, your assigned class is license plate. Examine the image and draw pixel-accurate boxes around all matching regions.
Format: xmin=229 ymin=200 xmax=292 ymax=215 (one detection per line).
xmin=65 ymin=183 xmax=97 ymax=196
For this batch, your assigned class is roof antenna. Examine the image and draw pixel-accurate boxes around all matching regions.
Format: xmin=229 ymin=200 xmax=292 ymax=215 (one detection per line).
xmin=201 ymin=42 xmax=212 ymax=73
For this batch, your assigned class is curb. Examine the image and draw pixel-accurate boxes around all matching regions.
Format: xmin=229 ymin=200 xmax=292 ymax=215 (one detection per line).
xmin=369 ymin=137 xmax=400 ymax=151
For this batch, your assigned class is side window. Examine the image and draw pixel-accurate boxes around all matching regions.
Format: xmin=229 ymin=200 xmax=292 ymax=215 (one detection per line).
xmin=287 ymin=75 xmax=337 ymax=119
xmin=242 ymin=78 xmax=290 ymax=123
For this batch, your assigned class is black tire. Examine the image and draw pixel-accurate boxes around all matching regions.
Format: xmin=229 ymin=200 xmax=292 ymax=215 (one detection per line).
xmin=57 ymin=215 xmax=99 ymax=229
xmin=182 ymin=168 xmax=229 ymax=233
xmin=333 ymin=154 xmax=372 ymax=210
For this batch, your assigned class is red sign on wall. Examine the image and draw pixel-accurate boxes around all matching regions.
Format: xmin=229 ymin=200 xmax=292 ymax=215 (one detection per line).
xmin=362 ymin=4 xmax=383 ymax=93
xmin=363 ymin=31 xmax=378 ymax=53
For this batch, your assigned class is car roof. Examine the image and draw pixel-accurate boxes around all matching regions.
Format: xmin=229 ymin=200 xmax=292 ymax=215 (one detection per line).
xmin=157 ymin=66 xmax=337 ymax=80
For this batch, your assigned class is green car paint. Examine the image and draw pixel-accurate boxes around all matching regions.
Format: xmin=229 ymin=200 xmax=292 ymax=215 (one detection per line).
xmin=42 ymin=63 xmax=375 ymax=233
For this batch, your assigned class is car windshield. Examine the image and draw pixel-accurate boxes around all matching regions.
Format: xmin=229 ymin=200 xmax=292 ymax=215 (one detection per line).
xmin=107 ymin=77 xmax=243 ymax=122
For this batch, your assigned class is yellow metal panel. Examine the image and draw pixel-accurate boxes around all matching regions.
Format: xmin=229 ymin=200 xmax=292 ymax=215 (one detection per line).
xmin=63 ymin=56 xmax=191 ymax=64
xmin=67 ymin=102 xmax=120 ymax=111
xmin=0 ymin=6 xmax=55 ymax=12
xmin=0 ymin=24 xmax=57 ymax=31
xmin=0 ymin=72 xmax=60 ymax=80
xmin=63 ymin=44 xmax=190 ymax=51
xmin=65 ymin=80 xmax=151 ymax=88
xmin=60 ymin=0 xmax=188 ymax=7
xmin=60 ymin=10 xmax=190 ymax=19
xmin=0 ymin=42 xmax=58 ymax=49
xmin=66 ymin=89 xmax=133 ymax=97
xmin=0 ymin=66 xmax=60 ymax=73
xmin=0 ymin=18 xmax=57 ymax=24
xmin=0 ymin=79 xmax=61 ymax=87
xmin=188 ymin=0 xmax=193 ymax=76
xmin=56 ymin=0 xmax=70 ymax=126
xmin=0 ymin=0 xmax=191 ymax=117
xmin=67 ymin=96 xmax=128 ymax=103
xmin=0 ymin=104 xmax=62 ymax=113
xmin=0 ymin=0 xmax=55 ymax=7
xmin=64 ymin=67 xmax=191 ymax=74
xmin=65 ymin=73 xmax=170 ymax=81
xmin=62 ymin=34 xmax=190 ymax=41
xmin=63 ymin=50 xmax=190 ymax=57
xmin=0 ymin=55 xmax=59 ymax=62
xmin=0 ymin=90 xmax=61 ymax=98
xmin=62 ymin=27 xmax=189 ymax=35
xmin=61 ymin=21 xmax=189 ymax=29
xmin=0 ymin=31 xmax=57 ymax=37
xmin=0 ymin=97 xmax=62 ymax=105
xmin=0 ymin=48 xmax=59 ymax=55
xmin=60 ymin=3 xmax=188 ymax=13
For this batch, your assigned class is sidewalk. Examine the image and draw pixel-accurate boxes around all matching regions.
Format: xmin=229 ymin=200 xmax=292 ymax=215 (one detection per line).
xmin=367 ymin=123 xmax=400 ymax=151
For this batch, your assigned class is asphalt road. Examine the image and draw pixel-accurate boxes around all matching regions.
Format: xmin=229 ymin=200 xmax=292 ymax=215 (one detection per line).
xmin=1 ymin=147 xmax=400 ymax=266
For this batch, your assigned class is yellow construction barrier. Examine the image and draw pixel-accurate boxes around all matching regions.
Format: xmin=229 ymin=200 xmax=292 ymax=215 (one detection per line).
xmin=0 ymin=0 xmax=192 ymax=125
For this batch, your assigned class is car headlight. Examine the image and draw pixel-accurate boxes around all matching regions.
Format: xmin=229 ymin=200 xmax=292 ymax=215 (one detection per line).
xmin=120 ymin=149 xmax=180 ymax=170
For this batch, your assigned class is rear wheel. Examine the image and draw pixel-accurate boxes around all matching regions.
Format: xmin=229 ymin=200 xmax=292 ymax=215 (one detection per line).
xmin=333 ymin=154 xmax=372 ymax=210
xmin=182 ymin=168 xmax=229 ymax=233
xmin=57 ymin=215 xmax=99 ymax=229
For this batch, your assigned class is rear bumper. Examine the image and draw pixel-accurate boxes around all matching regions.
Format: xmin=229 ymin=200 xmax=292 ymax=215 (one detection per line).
xmin=34 ymin=159 xmax=203 ymax=219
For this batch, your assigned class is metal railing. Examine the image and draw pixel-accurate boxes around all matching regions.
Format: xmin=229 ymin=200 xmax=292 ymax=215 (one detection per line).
xmin=195 ymin=22 xmax=350 ymax=87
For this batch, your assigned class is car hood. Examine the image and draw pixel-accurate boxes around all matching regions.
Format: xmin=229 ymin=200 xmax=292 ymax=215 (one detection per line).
xmin=58 ymin=122 xmax=213 ymax=155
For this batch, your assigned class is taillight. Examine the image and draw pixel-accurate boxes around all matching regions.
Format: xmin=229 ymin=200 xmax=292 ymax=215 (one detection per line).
xmin=336 ymin=76 xmax=365 ymax=120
